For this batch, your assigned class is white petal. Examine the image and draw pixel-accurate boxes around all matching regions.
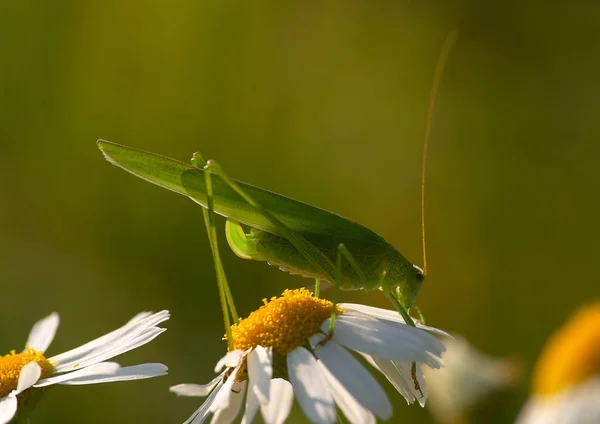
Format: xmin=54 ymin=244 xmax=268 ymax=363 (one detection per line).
xmin=247 ymin=346 xmax=272 ymax=404
xmin=183 ymin=381 xmax=224 ymax=424
xmin=25 ymin=312 xmax=59 ymax=353
xmin=370 ymin=357 xmax=415 ymax=404
xmin=241 ymin=380 xmax=259 ymax=424
xmin=210 ymin=381 xmax=246 ymax=424
xmin=35 ymin=362 xmax=120 ymax=387
xmin=0 ymin=395 xmax=17 ymax=424
xmin=318 ymin=361 xmax=375 ymax=424
xmin=287 ymin=347 xmax=336 ymax=424
xmin=516 ymin=398 xmax=556 ymax=424
xmin=56 ymin=363 xmax=168 ymax=385
xmin=340 ymin=303 xmax=452 ymax=338
xmin=241 ymin=347 xmax=273 ymax=424
xmin=415 ymin=364 xmax=428 ymax=406
xmin=214 ymin=350 xmax=244 ymax=373
xmin=171 ymin=375 xmax=224 ymax=397
xmin=49 ymin=311 xmax=158 ymax=365
xmin=516 ymin=377 xmax=600 ymax=424
xmin=391 ymin=361 xmax=428 ymax=406
xmin=210 ymin=365 xmax=240 ymax=413
xmin=314 ymin=339 xmax=392 ymax=420
xmin=261 ymin=379 xmax=293 ymax=424
xmin=52 ymin=327 xmax=166 ymax=372
xmin=15 ymin=362 xmax=42 ymax=395
xmin=328 ymin=313 xmax=444 ymax=365
xmin=49 ymin=310 xmax=169 ymax=371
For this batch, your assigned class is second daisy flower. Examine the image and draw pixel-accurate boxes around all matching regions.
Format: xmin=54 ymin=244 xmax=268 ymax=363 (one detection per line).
xmin=171 ymin=289 xmax=450 ymax=424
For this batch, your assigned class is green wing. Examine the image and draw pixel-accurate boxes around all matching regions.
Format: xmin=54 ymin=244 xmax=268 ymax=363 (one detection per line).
xmin=98 ymin=140 xmax=387 ymax=244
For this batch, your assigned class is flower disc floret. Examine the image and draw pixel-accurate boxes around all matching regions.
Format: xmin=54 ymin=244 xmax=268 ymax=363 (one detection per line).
xmin=0 ymin=348 xmax=53 ymax=397
xmin=230 ymin=289 xmax=342 ymax=355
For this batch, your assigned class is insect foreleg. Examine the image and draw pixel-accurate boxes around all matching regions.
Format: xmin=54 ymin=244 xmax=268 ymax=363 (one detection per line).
xmin=383 ymin=285 xmax=424 ymax=397
xmin=383 ymin=287 xmax=416 ymax=327
xmin=411 ymin=304 xmax=426 ymax=325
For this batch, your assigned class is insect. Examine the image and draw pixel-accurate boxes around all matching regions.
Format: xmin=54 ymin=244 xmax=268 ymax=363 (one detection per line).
xmin=97 ymin=30 xmax=456 ymax=329
xmin=98 ymin=140 xmax=422 ymax=320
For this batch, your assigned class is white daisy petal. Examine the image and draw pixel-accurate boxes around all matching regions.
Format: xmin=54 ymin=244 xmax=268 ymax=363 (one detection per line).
xmin=210 ymin=381 xmax=246 ymax=424
xmin=52 ymin=327 xmax=166 ymax=372
xmin=15 ymin=362 xmax=42 ymax=395
xmin=0 ymin=395 xmax=17 ymax=424
xmin=370 ymin=357 xmax=416 ymax=404
xmin=340 ymin=303 xmax=452 ymax=339
xmin=34 ymin=362 xmax=121 ymax=387
xmin=318 ymin=360 xmax=376 ymax=424
xmin=49 ymin=310 xmax=169 ymax=369
xmin=241 ymin=379 xmax=259 ymax=424
xmin=25 ymin=312 xmax=59 ymax=353
xmin=416 ymin=364 xmax=428 ymax=406
xmin=247 ymin=345 xmax=272 ymax=404
xmin=48 ymin=312 xmax=155 ymax=365
xmin=214 ymin=350 xmax=244 ymax=373
xmin=261 ymin=378 xmax=293 ymax=424
xmin=210 ymin=366 xmax=240 ymax=413
xmin=313 ymin=339 xmax=392 ymax=420
xmin=241 ymin=347 xmax=273 ymax=424
xmin=391 ymin=361 xmax=428 ymax=406
xmin=171 ymin=374 xmax=224 ymax=397
xmin=328 ymin=313 xmax=444 ymax=364
xmin=56 ymin=363 xmax=168 ymax=385
xmin=183 ymin=381 xmax=224 ymax=424
xmin=516 ymin=377 xmax=600 ymax=424
xmin=359 ymin=352 xmax=380 ymax=370
xmin=287 ymin=346 xmax=336 ymax=424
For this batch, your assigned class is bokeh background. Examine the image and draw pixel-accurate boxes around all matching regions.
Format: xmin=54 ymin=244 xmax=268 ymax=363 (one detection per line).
xmin=1 ymin=1 xmax=599 ymax=422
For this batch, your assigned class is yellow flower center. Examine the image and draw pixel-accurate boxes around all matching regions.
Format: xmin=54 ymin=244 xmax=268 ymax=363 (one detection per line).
xmin=533 ymin=303 xmax=600 ymax=396
xmin=0 ymin=348 xmax=53 ymax=397
xmin=230 ymin=288 xmax=342 ymax=355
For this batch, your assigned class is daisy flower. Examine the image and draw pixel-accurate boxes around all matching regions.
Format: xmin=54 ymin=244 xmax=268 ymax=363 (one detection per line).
xmin=0 ymin=310 xmax=170 ymax=424
xmin=171 ymin=289 xmax=449 ymax=424
xmin=423 ymin=335 xmax=521 ymax=423
xmin=516 ymin=303 xmax=600 ymax=424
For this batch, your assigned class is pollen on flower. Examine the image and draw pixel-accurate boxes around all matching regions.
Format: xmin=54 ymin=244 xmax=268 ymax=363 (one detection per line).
xmin=229 ymin=288 xmax=342 ymax=355
xmin=0 ymin=347 xmax=53 ymax=397
xmin=532 ymin=303 xmax=600 ymax=396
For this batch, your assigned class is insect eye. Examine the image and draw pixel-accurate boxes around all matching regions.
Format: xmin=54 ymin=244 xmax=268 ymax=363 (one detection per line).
xmin=412 ymin=265 xmax=425 ymax=283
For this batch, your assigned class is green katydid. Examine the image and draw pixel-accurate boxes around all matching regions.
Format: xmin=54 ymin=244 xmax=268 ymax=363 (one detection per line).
xmin=98 ymin=139 xmax=423 ymax=320
xmin=98 ymin=30 xmax=457 ymax=395
xmin=97 ymin=29 xmax=456 ymax=327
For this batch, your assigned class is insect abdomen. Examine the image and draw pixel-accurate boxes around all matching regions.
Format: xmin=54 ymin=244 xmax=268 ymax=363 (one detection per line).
xmin=225 ymin=219 xmax=396 ymax=291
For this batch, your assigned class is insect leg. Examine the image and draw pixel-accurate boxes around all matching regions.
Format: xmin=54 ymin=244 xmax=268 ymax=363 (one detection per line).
xmin=383 ymin=286 xmax=423 ymax=397
xmin=314 ymin=279 xmax=321 ymax=298
xmin=337 ymin=243 xmax=368 ymax=284
xmin=191 ymin=154 xmax=238 ymax=350
xmin=411 ymin=304 xmax=426 ymax=324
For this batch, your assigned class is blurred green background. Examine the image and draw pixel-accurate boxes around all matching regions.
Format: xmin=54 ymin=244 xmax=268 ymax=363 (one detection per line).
xmin=1 ymin=1 xmax=599 ymax=422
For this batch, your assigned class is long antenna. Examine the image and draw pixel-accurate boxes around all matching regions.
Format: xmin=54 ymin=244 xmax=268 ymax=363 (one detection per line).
xmin=421 ymin=29 xmax=459 ymax=276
